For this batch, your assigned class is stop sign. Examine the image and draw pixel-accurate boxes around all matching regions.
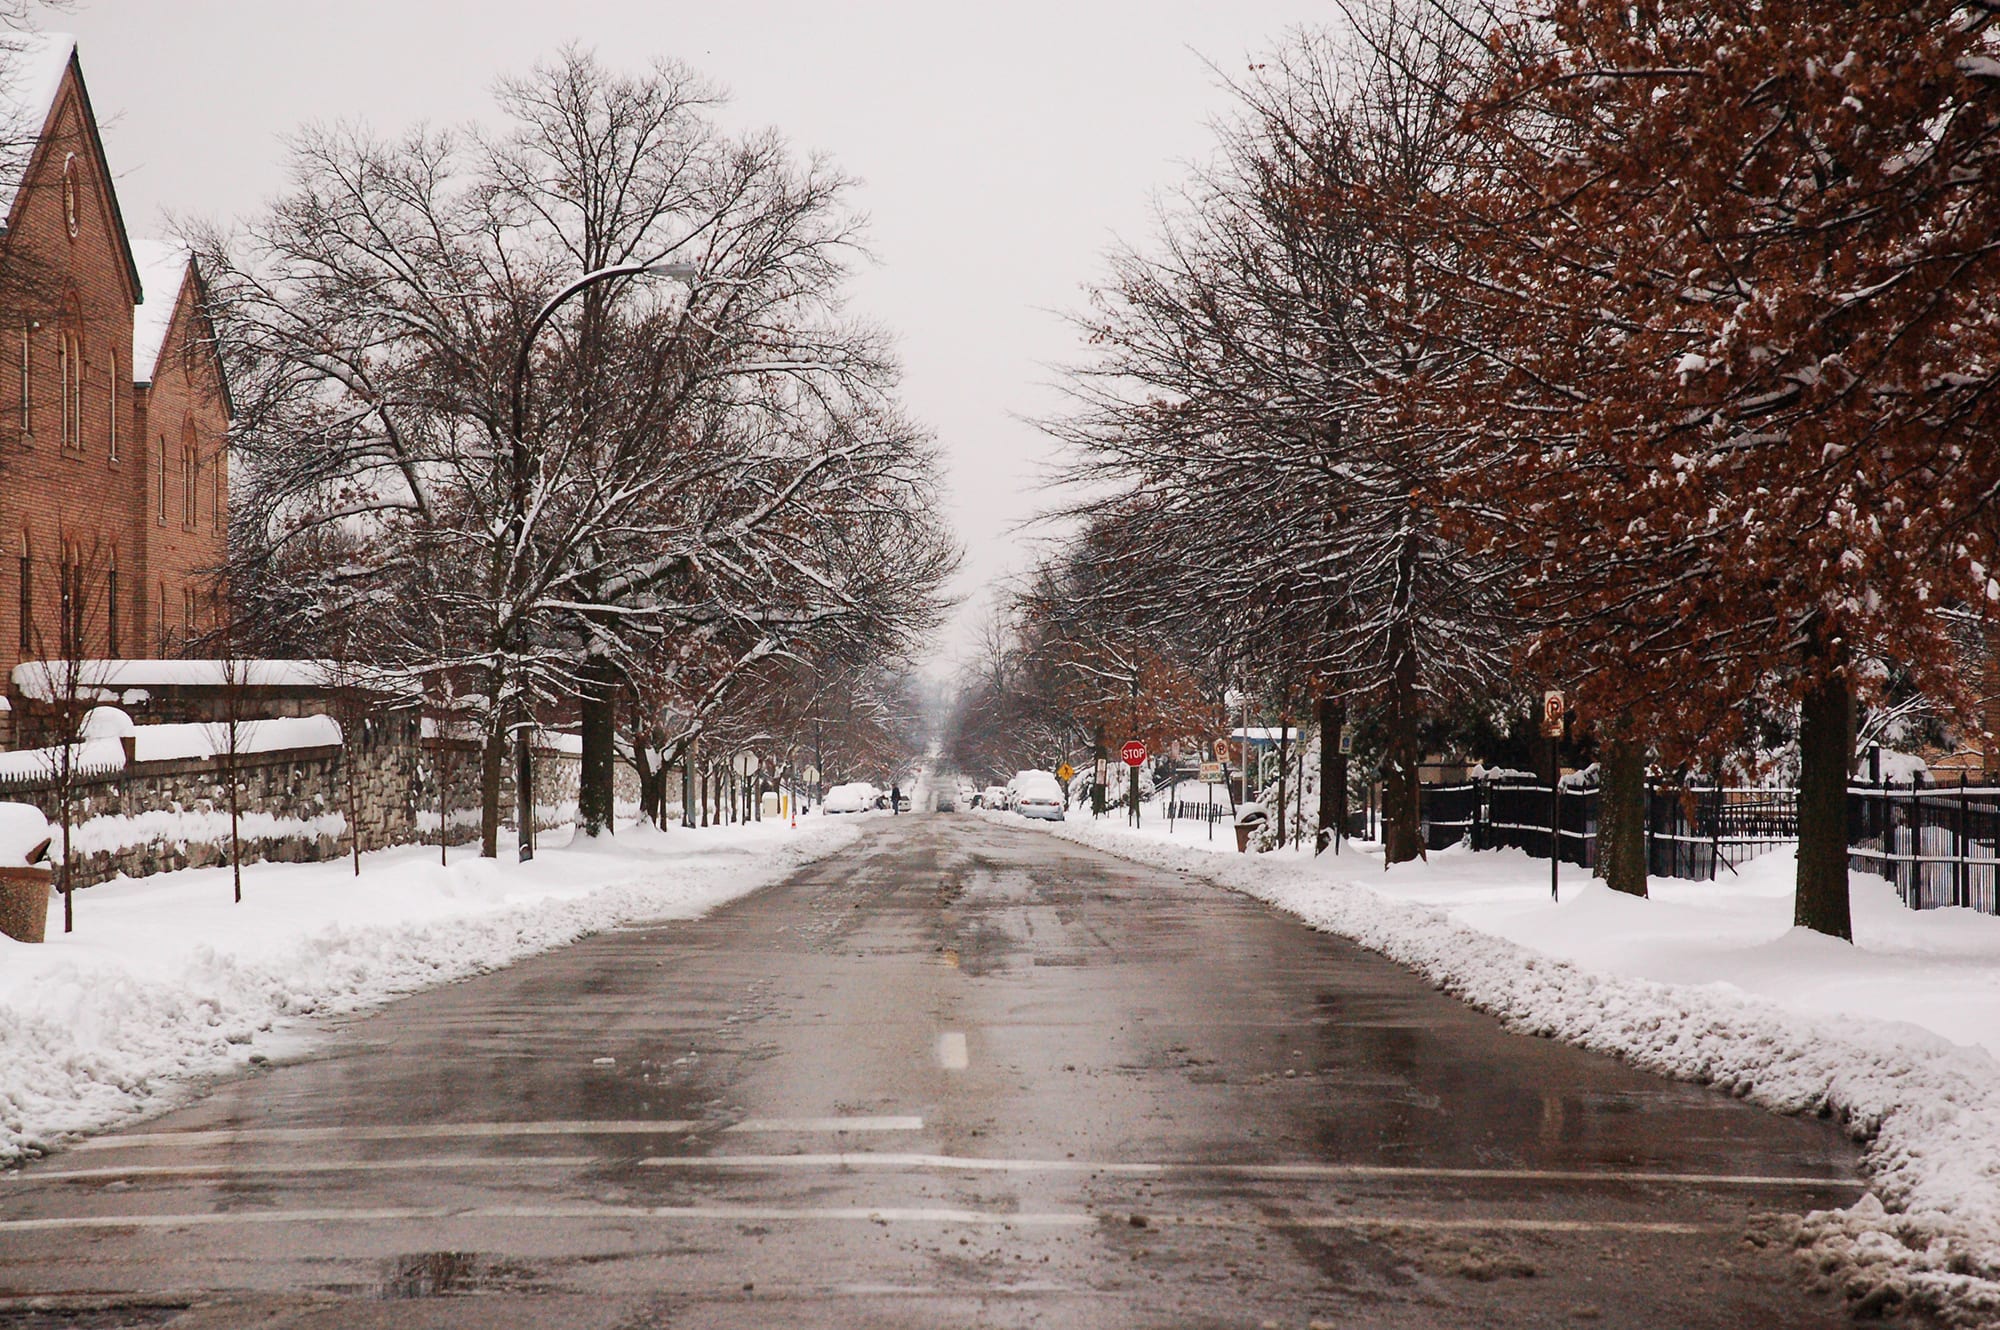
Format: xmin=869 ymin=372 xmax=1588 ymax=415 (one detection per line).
xmin=1120 ymin=740 xmax=1148 ymax=767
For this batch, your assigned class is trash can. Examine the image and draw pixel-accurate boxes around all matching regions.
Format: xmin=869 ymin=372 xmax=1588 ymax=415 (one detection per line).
xmin=0 ymin=866 xmax=52 ymax=943
xmin=0 ymin=803 xmax=53 ymax=943
xmin=1234 ymin=809 xmax=1268 ymax=854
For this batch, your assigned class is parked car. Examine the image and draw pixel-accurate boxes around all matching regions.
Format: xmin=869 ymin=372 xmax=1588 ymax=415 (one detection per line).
xmin=981 ymin=784 xmax=1009 ymax=810
xmin=1013 ymin=773 xmax=1065 ymax=821
xmin=823 ymin=781 xmax=882 ymax=814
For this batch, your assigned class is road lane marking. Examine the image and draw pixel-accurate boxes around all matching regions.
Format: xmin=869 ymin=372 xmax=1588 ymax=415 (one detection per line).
xmin=68 ymin=1115 xmax=921 ymax=1153
xmin=938 ymin=1032 xmax=969 ymax=1070
xmin=11 ymin=1156 xmax=599 ymax=1182
xmin=722 ymin=1117 xmax=924 ymax=1134
xmin=631 ymin=1152 xmax=1859 ymax=1190
xmin=0 ymin=1204 xmax=1732 ymax=1236
xmin=73 ymin=1122 xmax=703 ymax=1150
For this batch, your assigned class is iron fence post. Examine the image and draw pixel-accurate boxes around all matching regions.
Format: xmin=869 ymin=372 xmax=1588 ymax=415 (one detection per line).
xmin=1958 ymin=773 xmax=1969 ymax=909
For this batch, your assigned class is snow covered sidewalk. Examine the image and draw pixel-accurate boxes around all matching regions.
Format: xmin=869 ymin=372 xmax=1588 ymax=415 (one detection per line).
xmin=0 ymin=814 xmax=867 ymax=1166
xmin=988 ymin=807 xmax=2000 ymax=1325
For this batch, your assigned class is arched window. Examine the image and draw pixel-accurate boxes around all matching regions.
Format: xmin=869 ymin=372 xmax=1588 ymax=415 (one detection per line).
xmin=157 ymin=438 xmax=167 ymax=523
xmin=211 ymin=453 xmax=223 ymax=533
xmin=58 ymin=292 xmax=81 ymax=451
xmin=157 ymin=579 xmax=167 ymax=653
xmin=107 ymin=352 xmax=117 ymax=461
xmin=106 ymin=551 xmax=118 ymax=657
xmin=57 ymin=542 xmax=73 ymax=659
xmin=18 ymin=325 xmax=29 ymax=435
xmin=182 ymin=448 xmax=197 ymax=527
xmin=16 ymin=533 xmax=28 ymax=652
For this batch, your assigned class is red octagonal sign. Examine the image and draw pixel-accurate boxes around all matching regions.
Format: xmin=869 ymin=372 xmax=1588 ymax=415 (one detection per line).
xmin=1120 ymin=740 xmax=1148 ymax=767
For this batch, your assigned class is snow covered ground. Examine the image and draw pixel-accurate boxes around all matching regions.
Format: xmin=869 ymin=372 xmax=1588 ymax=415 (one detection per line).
xmin=986 ymin=804 xmax=2000 ymax=1325
xmin=0 ymin=813 xmax=867 ymax=1166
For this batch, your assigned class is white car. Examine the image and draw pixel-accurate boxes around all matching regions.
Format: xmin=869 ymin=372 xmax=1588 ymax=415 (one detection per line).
xmin=980 ymin=785 xmax=1008 ymax=810
xmin=823 ymin=781 xmax=882 ymax=814
xmin=1013 ymin=774 xmax=1065 ymax=821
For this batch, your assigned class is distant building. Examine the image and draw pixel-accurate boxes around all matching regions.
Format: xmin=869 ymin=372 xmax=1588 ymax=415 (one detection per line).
xmin=0 ymin=32 xmax=231 ymax=683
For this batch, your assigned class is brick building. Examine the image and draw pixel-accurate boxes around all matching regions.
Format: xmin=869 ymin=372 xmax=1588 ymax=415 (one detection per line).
xmin=0 ymin=33 xmax=230 ymax=683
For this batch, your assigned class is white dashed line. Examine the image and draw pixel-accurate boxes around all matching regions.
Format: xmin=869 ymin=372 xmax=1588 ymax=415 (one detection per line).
xmin=69 ymin=1115 xmax=920 ymax=1152
xmin=722 ymin=1116 xmax=924 ymax=1134
xmin=938 ymin=1032 xmax=969 ymax=1070
xmin=633 ymin=1152 xmax=1856 ymax=1190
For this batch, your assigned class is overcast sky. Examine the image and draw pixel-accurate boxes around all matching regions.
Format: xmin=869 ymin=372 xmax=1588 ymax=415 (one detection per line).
xmin=57 ymin=1 xmax=1332 ymax=674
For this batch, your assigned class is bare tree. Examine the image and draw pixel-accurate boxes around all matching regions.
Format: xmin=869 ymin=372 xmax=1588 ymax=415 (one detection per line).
xmin=20 ymin=530 xmax=114 ymax=933
xmin=200 ymin=49 xmax=953 ymax=855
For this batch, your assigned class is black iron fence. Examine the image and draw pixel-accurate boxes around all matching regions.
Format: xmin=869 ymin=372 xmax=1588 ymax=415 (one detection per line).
xmin=1418 ymin=774 xmax=1998 ymax=914
xmin=1420 ymin=778 xmax=1799 ymax=883
xmin=1848 ymin=779 xmax=2000 ymax=914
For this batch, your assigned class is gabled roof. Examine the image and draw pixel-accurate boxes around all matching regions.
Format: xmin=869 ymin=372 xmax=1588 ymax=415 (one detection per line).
xmin=127 ymin=237 xmax=235 ymax=419
xmin=130 ymin=237 xmax=187 ymax=384
xmin=0 ymin=32 xmax=143 ymax=302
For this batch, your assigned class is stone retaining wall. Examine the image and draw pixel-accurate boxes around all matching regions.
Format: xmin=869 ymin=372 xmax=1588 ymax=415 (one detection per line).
xmin=0 ymin=715 xmax=589 ymax=891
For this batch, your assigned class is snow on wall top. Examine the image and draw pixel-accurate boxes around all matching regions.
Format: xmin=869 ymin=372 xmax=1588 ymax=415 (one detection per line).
xmin=10 ymin=659 xmax=355 ymax=701
xmin=0 ymin=715 xmax=343 ymax=781
xmin=129 ymin=238 xmax=190 ymax=385
xmin=0 ymin=32 xmax=73 ymax=228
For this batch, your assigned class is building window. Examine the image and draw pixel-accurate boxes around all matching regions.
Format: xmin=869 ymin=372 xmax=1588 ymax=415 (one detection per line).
xmin=16 ymin=537 xmax=28 ymax=652
xmin=157 ymin=440 xmax=167 ymax=523
xmin=212 ymin=456 xmax=223 ymax=533
xmin=107 ymin=354 xmax=117 ymax=461
xmin=182 ymin=585 xmax=196 ymax=637
xmin=57 ymin=548 xmax=72 ymax=659
xmin=62 ymin=153 xmax=78 ymax=239
xmin=18 ymin=326 xmax=28 ymax=436
xmin=58 ymin=330 xmax=80 ymax=449
xmin=182 ymin=446 xmax=197 ymax=527
xmin=158 ymin=580 xmax=167 ymax=653
xmin=106 ymin=564 xmax=118 ymax=657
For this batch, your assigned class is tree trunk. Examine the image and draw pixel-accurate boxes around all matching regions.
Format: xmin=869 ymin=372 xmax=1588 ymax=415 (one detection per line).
xmin=1092 ymin=722 xmax=1107 ymax=817
xmin=1795 ymin=666 xmax=1854 ymax=940
xmin=1595 ymin=731 xmax=1648 ymax=897
xmin=1381 ymin=692 xmax=1422 ymax=866
xmin=345 ymin=703 xmax=362 ymax=877
xmin=1275 ymin=718 xmax=1290 ymax=847
xmin=1316 ymin=695 xmax=1346 ymax=853
xmin=578 ymin=651 xmax=619 ymax=838
xmin=1381 ymin=524 xmax=1425 ymax=866
xmin=514 ymin=727 xmax=536 ymax=861
xmin=479 ymin=724 xmax=504 ymax=859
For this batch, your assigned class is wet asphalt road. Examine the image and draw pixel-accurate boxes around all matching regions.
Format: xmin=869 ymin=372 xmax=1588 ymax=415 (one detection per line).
xmin=0 ymin=813 xmax=1866 ymax=1328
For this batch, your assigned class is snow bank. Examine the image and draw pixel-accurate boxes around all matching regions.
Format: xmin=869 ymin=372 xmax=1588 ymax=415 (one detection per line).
xmin=988 ymin=807 xmax=2000 ymax=1325
xmin=0 ymin=815 xmax=865 ymax=1164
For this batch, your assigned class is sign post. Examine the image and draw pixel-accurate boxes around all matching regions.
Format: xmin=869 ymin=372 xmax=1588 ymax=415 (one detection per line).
xmin=1121 ymin=741 xmax=1147 ymax=828
xmin=1056 ymin=761 xmax=1075 ymax=809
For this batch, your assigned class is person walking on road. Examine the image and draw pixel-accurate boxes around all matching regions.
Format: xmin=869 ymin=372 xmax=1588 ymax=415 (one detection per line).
xmin=890 ymin=782 xmax=902 ymax=815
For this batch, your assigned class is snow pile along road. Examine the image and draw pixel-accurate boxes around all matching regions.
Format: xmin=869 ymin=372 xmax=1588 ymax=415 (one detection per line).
xmin=0 ymin=815 xmax=865 ymax=1164
xmin=989 ymin=808 xmax=2000 ymax=1326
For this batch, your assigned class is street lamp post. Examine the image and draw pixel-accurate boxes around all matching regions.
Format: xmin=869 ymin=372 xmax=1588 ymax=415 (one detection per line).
xmin=503 ymin=258 xmax=699 ymax=861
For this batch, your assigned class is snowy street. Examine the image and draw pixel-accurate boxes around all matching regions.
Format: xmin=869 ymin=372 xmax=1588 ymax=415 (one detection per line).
xmin=0 ymin=813 xmax=1864 ymax=1327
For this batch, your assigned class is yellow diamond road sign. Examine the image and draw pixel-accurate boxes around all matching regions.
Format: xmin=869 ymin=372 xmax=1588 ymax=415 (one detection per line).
xmin=1055 ymin=763 xmax=1075 ymax=783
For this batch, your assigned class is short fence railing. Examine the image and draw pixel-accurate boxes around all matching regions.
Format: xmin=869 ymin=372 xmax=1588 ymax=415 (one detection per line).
xmin=1848 ymin=779 xmax=2000 ymax=914
xmin=1419 ymin=775 xmax=1998 ymax=915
